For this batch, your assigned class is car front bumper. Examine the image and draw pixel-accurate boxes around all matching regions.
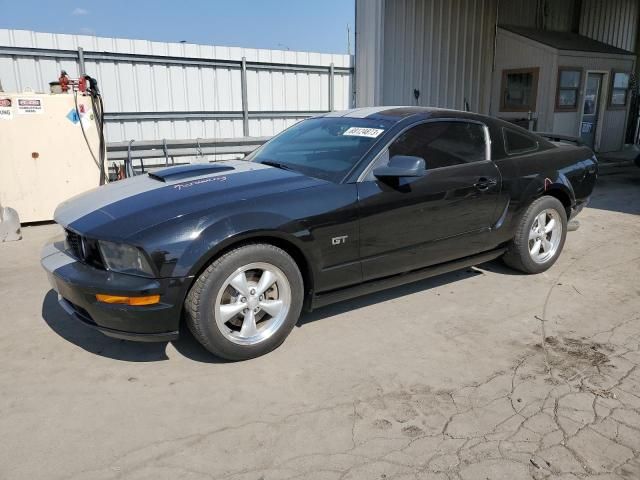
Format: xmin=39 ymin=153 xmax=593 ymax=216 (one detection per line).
xmin=41 ymin=240 xmax=190 ymax=342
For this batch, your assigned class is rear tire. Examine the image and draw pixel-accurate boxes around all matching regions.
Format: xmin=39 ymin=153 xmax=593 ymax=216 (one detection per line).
xmin=185 ymin=244 xmax=304 ymax=360
xmin=502 ymin=196 xmax=567 ymax=274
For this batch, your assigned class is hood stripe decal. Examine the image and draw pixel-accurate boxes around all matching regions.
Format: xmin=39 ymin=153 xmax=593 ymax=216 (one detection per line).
xmin=54 ymin=160 xmax=272 ymax=228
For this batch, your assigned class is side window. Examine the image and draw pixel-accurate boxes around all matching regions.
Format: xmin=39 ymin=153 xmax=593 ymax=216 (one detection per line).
xmin=388 ymin=121 xmax=487 ymax=170
xmin=503 ymin=128 xmax=538 ymax=155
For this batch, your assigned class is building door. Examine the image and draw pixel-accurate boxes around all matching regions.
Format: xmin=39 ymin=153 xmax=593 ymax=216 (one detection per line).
xmin=580 ymin=73 xmax=604 ymax=148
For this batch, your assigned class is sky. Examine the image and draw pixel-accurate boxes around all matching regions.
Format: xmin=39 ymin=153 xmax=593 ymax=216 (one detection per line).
xmin=0 ymin=0 xmax=355 ymax=54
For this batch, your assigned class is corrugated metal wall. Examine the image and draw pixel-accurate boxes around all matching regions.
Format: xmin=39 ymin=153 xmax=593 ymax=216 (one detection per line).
xmin=498 ymin=0 xmax=578 ymax=32
xmin=0 ymin=29 xmax=353 ymax=143
xmin=356 ymin=0 xmax=637 ymax=151
xmin=355 ymin=0 xmax=386 ymax=107
xmin=498 ymin=0 xmax=638 ymax=52
xmin=544 ymin=0 xmax=579 ymax=32
xmin=580 ymin=0 xmax=639 ymax=52
xmin=498 ymin=0 xmax=542 ymax=28
xmin=380 ymin=0 xmax=498 ymax=113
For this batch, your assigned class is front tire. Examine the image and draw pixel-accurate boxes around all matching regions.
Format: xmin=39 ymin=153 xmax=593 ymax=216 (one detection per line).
xmin=185 ymin=244 xmax=304 ymax=360
xmin=503 ymin=196 xmax=567 ymax=274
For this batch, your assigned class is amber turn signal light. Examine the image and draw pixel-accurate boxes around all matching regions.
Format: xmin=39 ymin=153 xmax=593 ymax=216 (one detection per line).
xmin=96 ymin=294 xmax=160 ymax=306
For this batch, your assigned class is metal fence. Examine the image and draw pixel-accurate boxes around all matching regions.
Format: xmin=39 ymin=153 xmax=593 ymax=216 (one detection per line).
xmin=106 ymin=137 xmax=269 ymax=178
xmin=0 ymin=29 xmax=354 ymax=142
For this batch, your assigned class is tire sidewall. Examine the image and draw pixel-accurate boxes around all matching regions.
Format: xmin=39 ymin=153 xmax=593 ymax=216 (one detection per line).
xmin=193 ymin=245 xmax=303 ymax=360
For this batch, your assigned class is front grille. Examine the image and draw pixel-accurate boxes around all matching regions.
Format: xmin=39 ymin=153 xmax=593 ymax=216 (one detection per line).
xmin=65 ymin=229 xmax=105 ymax=269
xmin=65 ymin=229 xmax=83 ymax=260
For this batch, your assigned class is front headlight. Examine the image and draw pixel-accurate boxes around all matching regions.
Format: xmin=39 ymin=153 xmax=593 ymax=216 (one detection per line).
xmin=98 ymin=240 xmax=155 ymax=277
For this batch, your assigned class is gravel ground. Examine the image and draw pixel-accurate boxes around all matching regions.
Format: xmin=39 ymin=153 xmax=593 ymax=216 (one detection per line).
xmin=0 ymin=165 xmax=638 ymax=480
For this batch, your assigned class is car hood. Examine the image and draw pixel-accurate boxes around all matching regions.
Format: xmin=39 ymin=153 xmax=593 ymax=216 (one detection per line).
xmin=55 ymin=160 xmax=324 ymax=239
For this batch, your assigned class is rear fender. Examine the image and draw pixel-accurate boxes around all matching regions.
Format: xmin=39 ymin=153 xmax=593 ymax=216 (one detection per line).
xmin=516 ymin=173 xmax=575 ymax=223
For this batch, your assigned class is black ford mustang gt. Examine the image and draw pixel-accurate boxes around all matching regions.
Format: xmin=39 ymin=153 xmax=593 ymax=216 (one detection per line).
xmin=41 ymin=107 xmax=597 ymax=360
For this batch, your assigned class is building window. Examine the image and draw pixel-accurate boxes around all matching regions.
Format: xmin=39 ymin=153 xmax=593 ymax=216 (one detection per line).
xmin=609 ymin=71 xmax=630 ymax=108
xmin=500 ymin=68 xmax=539 ymax=112
xmin=556 ymin=68 xmax=582 ymax=111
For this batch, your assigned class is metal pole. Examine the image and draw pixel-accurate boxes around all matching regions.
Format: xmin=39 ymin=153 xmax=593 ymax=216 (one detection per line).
xmin=77 ymin=47 xmax=86 ymax=75
xmin=163 ymin=139 xmax=169 ymax=166
xmin=241 ymin=57 xmax=249 ymax=136
xmin=329 ymin=63 xmax=335 ymax=111
xmin=126 ymin=140 xmax=135 ymax=178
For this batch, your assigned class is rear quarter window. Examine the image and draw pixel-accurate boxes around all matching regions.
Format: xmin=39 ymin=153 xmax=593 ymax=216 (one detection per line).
xmin=503 ymin=128 xmax=539 ymax=155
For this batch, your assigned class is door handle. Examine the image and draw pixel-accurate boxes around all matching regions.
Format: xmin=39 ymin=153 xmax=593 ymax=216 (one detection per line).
xmin=474 ymin=177 xmax=497 ymax=191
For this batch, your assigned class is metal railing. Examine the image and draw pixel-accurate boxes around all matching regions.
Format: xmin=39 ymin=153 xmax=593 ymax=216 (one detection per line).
xmin=106 ymin=136 xmax=270 ymax=178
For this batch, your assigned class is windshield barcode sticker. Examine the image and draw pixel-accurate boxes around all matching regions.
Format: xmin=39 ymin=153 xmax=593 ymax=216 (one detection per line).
xmin=343 ymin=127 xmax=385 ymax=138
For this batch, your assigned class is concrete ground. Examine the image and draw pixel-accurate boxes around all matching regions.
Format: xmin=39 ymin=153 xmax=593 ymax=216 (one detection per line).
xmin=0 ymin=166 xmax=639 ymax=480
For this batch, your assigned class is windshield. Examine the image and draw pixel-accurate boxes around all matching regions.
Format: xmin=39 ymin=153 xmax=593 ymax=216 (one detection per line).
xmin=247 ymin=117 xmax=393 ymax=182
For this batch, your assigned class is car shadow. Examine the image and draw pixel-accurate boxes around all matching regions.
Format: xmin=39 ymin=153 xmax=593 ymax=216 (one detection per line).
xmin=298 ymin=265 xmax=487 ymax=325
xmin=473 ymin=259 xmax=523 ymax=276
xmin=41 ymin=290 xmax=226 ymax=363
xmin=41 ymin=261 xmax=501 ymax=362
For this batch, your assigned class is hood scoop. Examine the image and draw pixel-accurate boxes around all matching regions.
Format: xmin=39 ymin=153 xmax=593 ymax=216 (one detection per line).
xmin=148 ymin=163 xmax=235 ymax=182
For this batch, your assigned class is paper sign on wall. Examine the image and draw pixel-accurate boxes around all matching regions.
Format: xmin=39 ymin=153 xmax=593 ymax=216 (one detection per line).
xmin=17 ymin=98 xmax=44 ymax=114
xmin=581 ymin=122 xmax=593 ymax=134
xmin=0 ymin=98 xmax=12 ymax=120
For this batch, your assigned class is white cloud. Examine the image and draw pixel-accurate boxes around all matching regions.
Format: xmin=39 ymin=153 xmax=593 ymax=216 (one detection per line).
xmin=72 ymin=8 xmax=89 ymax=16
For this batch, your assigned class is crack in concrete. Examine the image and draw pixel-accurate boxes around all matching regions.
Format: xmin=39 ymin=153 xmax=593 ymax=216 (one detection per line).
xmin=60 ymin=313 xmax=640 ymax=480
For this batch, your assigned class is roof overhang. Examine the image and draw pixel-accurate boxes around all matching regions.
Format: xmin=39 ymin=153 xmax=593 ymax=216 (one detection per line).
xmin=498 ymin=25 xmax=636 ymax=60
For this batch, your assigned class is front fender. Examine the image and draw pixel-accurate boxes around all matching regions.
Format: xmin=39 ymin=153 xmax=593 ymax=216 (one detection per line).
xmin=176 ymin=212 xmax=316 ymax=279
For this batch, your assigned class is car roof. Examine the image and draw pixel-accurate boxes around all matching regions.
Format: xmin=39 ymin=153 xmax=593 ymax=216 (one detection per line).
xmin=321 ymin=106 xmax=495 ymax=125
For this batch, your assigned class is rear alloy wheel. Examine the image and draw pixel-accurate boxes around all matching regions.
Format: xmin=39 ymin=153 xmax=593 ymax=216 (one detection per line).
xmin=527 ymin=209 xmax=563 ymax=264
xmin=503 ymin=196 xmax=568 ymax=274
xmin=185 ymin=244 xmax=303 ymax=360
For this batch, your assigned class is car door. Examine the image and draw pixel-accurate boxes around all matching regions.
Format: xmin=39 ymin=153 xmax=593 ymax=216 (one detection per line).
xmin=357 ymin=120 xmax=501 ymax=281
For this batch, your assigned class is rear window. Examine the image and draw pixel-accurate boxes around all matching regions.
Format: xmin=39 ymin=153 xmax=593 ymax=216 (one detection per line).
xmin=503 ymin=128 xmax=538 ymax=155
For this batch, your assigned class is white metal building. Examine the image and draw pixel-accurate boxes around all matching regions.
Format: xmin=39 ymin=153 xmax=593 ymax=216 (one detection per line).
xmin=355 ymin=0 xmax=639 ymax=153
xmin=0 ymin=29 xmax=353 ymax=143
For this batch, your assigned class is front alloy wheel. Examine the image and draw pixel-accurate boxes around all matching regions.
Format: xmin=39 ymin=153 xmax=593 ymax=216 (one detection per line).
xmin=215 ymin=263 xmax=291 ymax=345
xmin=185 ymin=244 xmax=304 ymax=360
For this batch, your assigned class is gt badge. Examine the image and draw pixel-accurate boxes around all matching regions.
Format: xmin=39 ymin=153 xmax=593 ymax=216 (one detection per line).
xmin=332 ymin=235 xmax=348 ymax=246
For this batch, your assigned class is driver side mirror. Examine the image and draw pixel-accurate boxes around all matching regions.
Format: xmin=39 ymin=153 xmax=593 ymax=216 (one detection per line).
xmin=373 ymin=155 xmax=426 ymax=179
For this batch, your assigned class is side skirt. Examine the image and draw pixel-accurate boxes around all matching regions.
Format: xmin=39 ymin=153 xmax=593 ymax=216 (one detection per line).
xmin=310 ymin=247 xmax=507 ymax=310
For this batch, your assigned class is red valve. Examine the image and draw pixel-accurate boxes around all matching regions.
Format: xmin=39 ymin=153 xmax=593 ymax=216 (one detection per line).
xmin=78 ymin=75 xmax=87 ymax=93
xmin=59 ymin=71 xmax=70 ymax=92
